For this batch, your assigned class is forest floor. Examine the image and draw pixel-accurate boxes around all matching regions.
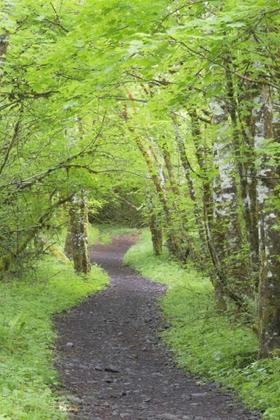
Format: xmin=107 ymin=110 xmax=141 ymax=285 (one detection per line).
xmin=54 ymin=235 xmax=261 ymax=420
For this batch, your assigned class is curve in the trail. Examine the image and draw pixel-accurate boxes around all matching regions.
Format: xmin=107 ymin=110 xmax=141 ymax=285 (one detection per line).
xmin=55 ymin=235 xmax=261 ymax=420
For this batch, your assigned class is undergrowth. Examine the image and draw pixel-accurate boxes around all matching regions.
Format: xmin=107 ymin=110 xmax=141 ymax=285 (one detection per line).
xmin=0 ymin=246 xmax=108 ymax=419
xmin=124 ymin=229 xmax=280 ymax=420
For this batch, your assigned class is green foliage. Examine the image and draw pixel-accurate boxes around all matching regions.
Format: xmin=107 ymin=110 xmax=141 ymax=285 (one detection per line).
xmin=93 ymin=194 xmax=145 ymax=227
xmin=124 ymin=230 xmax=280 ymax=419
xmin=0 ymin=253 xmax=109 ymax=419
xmin=1 ymin=0 xmax=280 ymax=388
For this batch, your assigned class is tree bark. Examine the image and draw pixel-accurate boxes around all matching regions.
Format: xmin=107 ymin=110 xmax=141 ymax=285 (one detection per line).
xmin=190 ymin=111 xmax=230 ymax=309
xmin=249 ymin=82 xmax=280 ymax=357
xmin=172 ymin=114 xmax=208 ymax=262
xmin=149 ymin=213 xmax=163 ymax=256
xmin=211 ymin=101 xmax=250 ymax=306
xmin=129 ymin=126 xmax=190 ymax=260
xmin=224 ymin=60 xmax=260 ymax=291
xmin=236 ymin=86 xmax=260 ymax=288
xmin=124 ymin=90 xmax=192 ymax=262
xmin=64 ymin=191 xmax=91 ymax=274
xmin=0 ymin=33 xmax=8 ymax=62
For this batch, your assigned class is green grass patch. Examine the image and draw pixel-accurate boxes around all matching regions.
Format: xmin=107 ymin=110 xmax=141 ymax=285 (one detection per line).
xmin=124 ymin=229 xmax=280 ymax=420
xmin=0 ymin=255 xmax=109 ymax=419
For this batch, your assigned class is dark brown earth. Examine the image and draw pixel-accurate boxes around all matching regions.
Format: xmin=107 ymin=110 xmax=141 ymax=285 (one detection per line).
xmin=55 ymin=235 xmax=262 ymax=420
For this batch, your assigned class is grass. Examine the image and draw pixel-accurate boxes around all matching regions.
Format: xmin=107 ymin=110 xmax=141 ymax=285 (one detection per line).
xmin=0 ymin=244 xmax=109 ymax=419
xmin=124 ymin=229 xmax=280 ymax=420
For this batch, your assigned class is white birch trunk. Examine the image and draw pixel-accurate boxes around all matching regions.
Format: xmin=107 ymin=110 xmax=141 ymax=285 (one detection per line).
xmin=211 ymin=102 xmax=249 ymax=307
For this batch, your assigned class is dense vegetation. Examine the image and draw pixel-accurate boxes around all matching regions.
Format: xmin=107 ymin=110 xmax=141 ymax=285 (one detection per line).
xmin=1 ymin=0 xmax=280 ymax=417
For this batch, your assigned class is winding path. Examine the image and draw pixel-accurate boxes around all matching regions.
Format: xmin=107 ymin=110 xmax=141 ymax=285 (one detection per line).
xmin=55 ymin=235 xmax=261 ymax=420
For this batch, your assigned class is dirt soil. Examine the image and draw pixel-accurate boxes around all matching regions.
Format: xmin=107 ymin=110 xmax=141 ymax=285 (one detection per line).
xmin=55 ymin=235 xmax=261 ymax=420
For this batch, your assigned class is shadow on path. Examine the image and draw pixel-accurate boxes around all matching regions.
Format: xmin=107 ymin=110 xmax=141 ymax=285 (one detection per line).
xmin=55 ymin=234 xmax=261 ymax=420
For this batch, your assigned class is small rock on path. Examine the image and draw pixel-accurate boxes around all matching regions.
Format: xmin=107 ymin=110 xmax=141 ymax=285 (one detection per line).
xmin=54 ymin=235 xmax=261 ymax=420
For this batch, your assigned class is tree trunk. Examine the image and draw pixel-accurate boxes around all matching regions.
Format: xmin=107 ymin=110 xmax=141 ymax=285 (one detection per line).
xmin=64 ymin=191 xmax=91 ymax=274
xmin=149 ymin=213 xmax=163 ymax=256
xmin=124 ymin=91 xmax=192 ymax=262
xmin=172 ymin=113 xmax=208 ymax=263
xmin=211 ymin=101 xmax=250 ymax=306
xmin=0 ymin=33 xmax=8 ymax=63
xmin=160 ymin=137 xmax=193 ymax=262
xmin=129 ymin=126 xmax=190 ymax=260
xmin=249 ymin=82 xmax=280 ymax=357
xmin=190 ymin=111 xmax=230 ymax=309
xmin=224 ymin=61 xmax=260 ymax=293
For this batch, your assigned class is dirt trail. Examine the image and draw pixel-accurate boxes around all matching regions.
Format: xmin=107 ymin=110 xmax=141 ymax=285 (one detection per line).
xmin=55 ymin=235 xmax=261 ymax=420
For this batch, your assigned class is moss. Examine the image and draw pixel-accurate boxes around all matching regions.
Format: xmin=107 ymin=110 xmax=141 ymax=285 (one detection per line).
xmin=46 ymin=243 xmax=70 ymax=262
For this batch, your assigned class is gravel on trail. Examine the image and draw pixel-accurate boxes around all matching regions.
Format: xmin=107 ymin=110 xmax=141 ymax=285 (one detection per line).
xmin=54 ymin=234 xmax=261 ymax=420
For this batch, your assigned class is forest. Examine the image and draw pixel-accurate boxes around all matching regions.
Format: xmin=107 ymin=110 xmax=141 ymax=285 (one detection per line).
xmin=0 ymin=0 xmax=280 ymax=418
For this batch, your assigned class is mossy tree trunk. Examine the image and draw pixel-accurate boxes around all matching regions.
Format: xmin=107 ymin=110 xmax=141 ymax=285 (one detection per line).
xmin=248 ymin=81 xmax=280 ymax=358
xmin=160 ymin=137 xmax=192 ymax=262
xmin=124 ymin=90 xmax=192 ymax=262
xmin=225 ymin=59 xmax=260 ymax=289
xmin=146 ymin=189 xmax=163 ymax=256
xmin=129 ymin=125 xmax=190 ymax=261
xmin=149 ymin=213 xmax=163 ymax=256
xmin=172 ymin=114 xmax=206 ymax=255
xmin=64 ymin=191 xmax=91 ymax=274
xmin=210 ymin=102 xmax=250 ymax=309
xmin=190 ymin=111 xmax=229 ymax=310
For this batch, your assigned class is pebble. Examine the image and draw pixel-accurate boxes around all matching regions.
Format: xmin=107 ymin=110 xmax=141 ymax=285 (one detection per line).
xmin=159 ymin=414 xmax=179 ymax=420
xmin=79 ymin=364 xmax=88 ymax=370
xmin=65 ymin=362 xmax=74 ymax=368
xmin=151 ymin=372 xmax=163 ymax=377
xmin=85 ymin=396 xmax=99 ymax=405
xmin=105 ymin=364 xmax=120 ymax=373
xmin=181 ymin=394 xmax=191 ymax=400
xmin=191 ymin=392 xmax=208 ymax=398
xmin=139 ymin=403 xmax=149 ymax=409
xmin=211 ymin=381 xmax=223 ymax=388
xmin=67 ymin=395 xmax=83 ymax=404
xmin=66 ymin=342 xmax=74 ymax=347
